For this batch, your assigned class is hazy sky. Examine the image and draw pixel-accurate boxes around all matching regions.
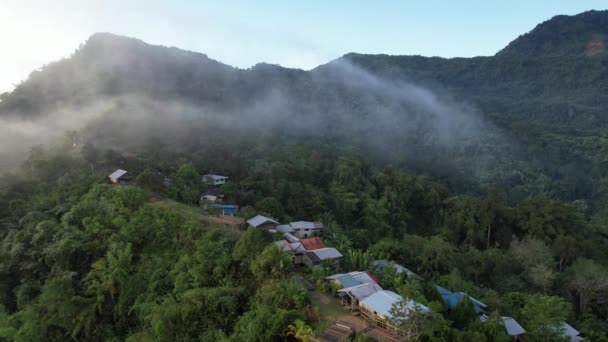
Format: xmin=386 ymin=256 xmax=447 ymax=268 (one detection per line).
xmin=1 ymin=0 xmax=606 ymax=93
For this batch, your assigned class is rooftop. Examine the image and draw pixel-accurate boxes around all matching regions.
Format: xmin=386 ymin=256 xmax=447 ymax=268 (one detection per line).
xmin=276 ymin=224 xmax=294 ymax=233
xmin=203 ymin=174 xmax=229 ymax=180
xmin=301 ymin=237 xmax=325 ymax=250
xmin=359 ymin=290 xmax=403 ymax=319
xmin=502 ymin=316 xmax=526 ymax=337
xmin=309 ymin=247 xmax=343 ymax=260
xmin=436 ymin=286 xmax=487 ymax=312
xmin=109 ymin=169 xmax=128 ymax=180
xmin=247 ymin=214 xmax=279 ymax=227
xmin=338 ymin=282 xmax=383 ymax=301
xmin=290 ymin=221 xmax=323 ymax=230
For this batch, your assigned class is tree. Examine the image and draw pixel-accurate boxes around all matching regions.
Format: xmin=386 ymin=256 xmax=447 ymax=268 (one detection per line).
xmin=232 ymin=305 xmax=299 ymax=342
xmin=233 ymin=228 xmax=272 ymax=268
xmin=135 ymin=169 xmax=162 ymax=192
xmin=287 ymin=319 xmax=313 ymax=342
xmin=566 ymin=258 xmax=608 ymax=315
xmin=250 ymin=246 xmax=293 ymax=283
xmin=174 ymin=163 xmax=200 ymax=204
xmin=519 ymin=294 xmax=571 ymax=341
xmin=389 ymin=300 xmax=428 ymax=340
xmin=448 ymin=295 xmax=478 ymax=330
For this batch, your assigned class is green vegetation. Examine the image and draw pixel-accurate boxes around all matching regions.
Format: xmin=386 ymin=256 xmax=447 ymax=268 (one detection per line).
xmin=1 ymin=141 xmax=607 ymax=340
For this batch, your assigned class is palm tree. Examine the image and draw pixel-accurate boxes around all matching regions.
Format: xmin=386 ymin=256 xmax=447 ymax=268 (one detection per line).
xmin=287 ymin=319 xmax=313 ymax=342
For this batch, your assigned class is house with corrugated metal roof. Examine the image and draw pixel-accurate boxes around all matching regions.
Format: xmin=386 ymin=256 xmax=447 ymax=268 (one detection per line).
xmin=358 ymin=290 xmax=430 ymax=332
xmin=303 ymin=247 xmax=343 ymax=266
xmin=338 ymin=282 xmax=383 ymax=310
xmin=277 ymin=221 xmax=323 ymax=238
xmin=501 ymin=316 xmax=526 ymax=341
xmin=326 ymin=271 xmax=380 ymax=289
xmin=108 ymin=169 xmax=129 ymax=184
xmin=202 ymin=174 xmax=229 ymax=186
xmin=247 ymin=215 xmax=279 ymax=230
xmin=200 ymin=189 xmax=224 ymax=203
xmin=300 ymin=237 xmax=325 ymax=250
xmin=436 ymin=285 xmax=487 ymax=313
xmin=274 ymin=240 xmax=306 ymax=264
xmin=371 ymin=260 xmax=421 ymax=280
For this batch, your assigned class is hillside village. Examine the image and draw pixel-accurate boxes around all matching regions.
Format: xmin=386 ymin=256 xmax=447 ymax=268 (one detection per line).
xmin=106 ymin=167 xmax=584 ymax=342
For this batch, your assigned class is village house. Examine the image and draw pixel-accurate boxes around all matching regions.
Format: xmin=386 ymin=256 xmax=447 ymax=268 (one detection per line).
xmin=247 ymin=215 xmax=279 ymax=230
xmin=500 ymin=316 xmax=526 ymax=341
xmin=274 ymin=240 xmax=306 ymax=264
xmin=338 ymin=283 xmax=383 ymax=311
xmin=200 ymin=189 xmax=224 ymax=204
xmin=108 ymin=169 xmax=130 ymax=184
xmin=436 ymin=286 xmax=487 ymax=313
xmin=202 ymin=174 xmax=229 ymax=186
xmin=303 ymin=247 xmax=343 ymax=266
xmin=358 ymin=290 xmax=430 ymax=332
xmin=326 ymin=271 xmax=380 ymax=288
xmin=371 ymin=260 xmax=421 ymax=280
xmin=273 ymin=237 xmax=328 ymax=265
xmin=300 ymin=237 xmax=325 ymax=250
xmin=277 ymin=221 xmax=323 ymax=238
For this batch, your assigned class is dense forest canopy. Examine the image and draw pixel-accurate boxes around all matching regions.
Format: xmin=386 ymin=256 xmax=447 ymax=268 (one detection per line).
xmin=1 ymin=9 xmax=608 ymax=342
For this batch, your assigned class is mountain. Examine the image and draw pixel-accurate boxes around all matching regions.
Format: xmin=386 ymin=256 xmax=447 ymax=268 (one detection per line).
xmin=2 ymin=10 xmax=608 ymax=218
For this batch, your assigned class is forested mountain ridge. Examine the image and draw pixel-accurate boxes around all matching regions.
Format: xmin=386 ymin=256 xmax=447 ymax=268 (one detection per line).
xmin=1 ymin=11 xmax=608 ymax=216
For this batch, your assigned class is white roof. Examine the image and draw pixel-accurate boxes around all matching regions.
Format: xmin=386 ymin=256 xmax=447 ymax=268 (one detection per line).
xmin=284 ymin=233 xmax=300 ymax=243
xmin=247 ymin=215 xmax=279 ymax=227
xmin=109 ymin=169 xmax=128 ymax=180
xmin=360 ymin=291 xmax=429 ymax=320
xmin=502 ymin=317 xmax=526 ymax=336
xmin=311 ymin=247 xmax=343 ymax=260
xmin=290 ymin=221 xmax=323 ymax=230
xmin=338 ymin=283 xmax=382 ymax=301
xmin=359 ymin=290 xmax=403 ymax=319
xmin=276 ymin=224 xmax=295 ymax=233
xmin=203 ymin=174 xmax=229 ymax=180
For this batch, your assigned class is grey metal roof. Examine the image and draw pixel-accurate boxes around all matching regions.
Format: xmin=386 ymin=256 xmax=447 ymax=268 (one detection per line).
xmin=310 ymin=247 xmax=343 ymax=260
xmin=277 ymin=224 xmax=294 ymax=233
xmin=502 ymin=317 xmax=526 ymax=336
xmin=284 ymin=233 xmax=300 ymax=243
xmin=290 ymin=221 xmax=323 ymax=230
xmin=273 ymin=240 xmax=305 ymax=253
xmin=109 ymin=169 xmax=128 ymax=180
xmin=560 ymin=322 xmax=582 ymax=341
xmin=338 ymin=283 xmax=382 ymax=301
xmin=359 ymin=290 xmax=402 ymax=319
xmin=371 ymin=260 xmax=419 ymax=278
xmin=203 ymin=174 xmax=229 ymax=180
xmin=247 ymin=215 xmax=279 ymax=227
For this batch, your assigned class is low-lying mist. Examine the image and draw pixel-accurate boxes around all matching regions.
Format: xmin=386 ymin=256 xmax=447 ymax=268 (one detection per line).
xmin=0 ymin=54 xmax=513 ymax=183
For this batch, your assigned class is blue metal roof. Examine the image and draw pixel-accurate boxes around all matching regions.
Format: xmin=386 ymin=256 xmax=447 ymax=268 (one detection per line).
xmin=336 ymin=274 xmax=360 ymax=288
xmin=435 ymin=286 xmax=486 ymax=313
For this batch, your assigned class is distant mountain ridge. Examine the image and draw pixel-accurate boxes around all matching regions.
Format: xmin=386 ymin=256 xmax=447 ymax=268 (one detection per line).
xmin=498 ymin=10 xmax=608 ymax=58
xmin=2 ymin=10 xmax=608 ymax=215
